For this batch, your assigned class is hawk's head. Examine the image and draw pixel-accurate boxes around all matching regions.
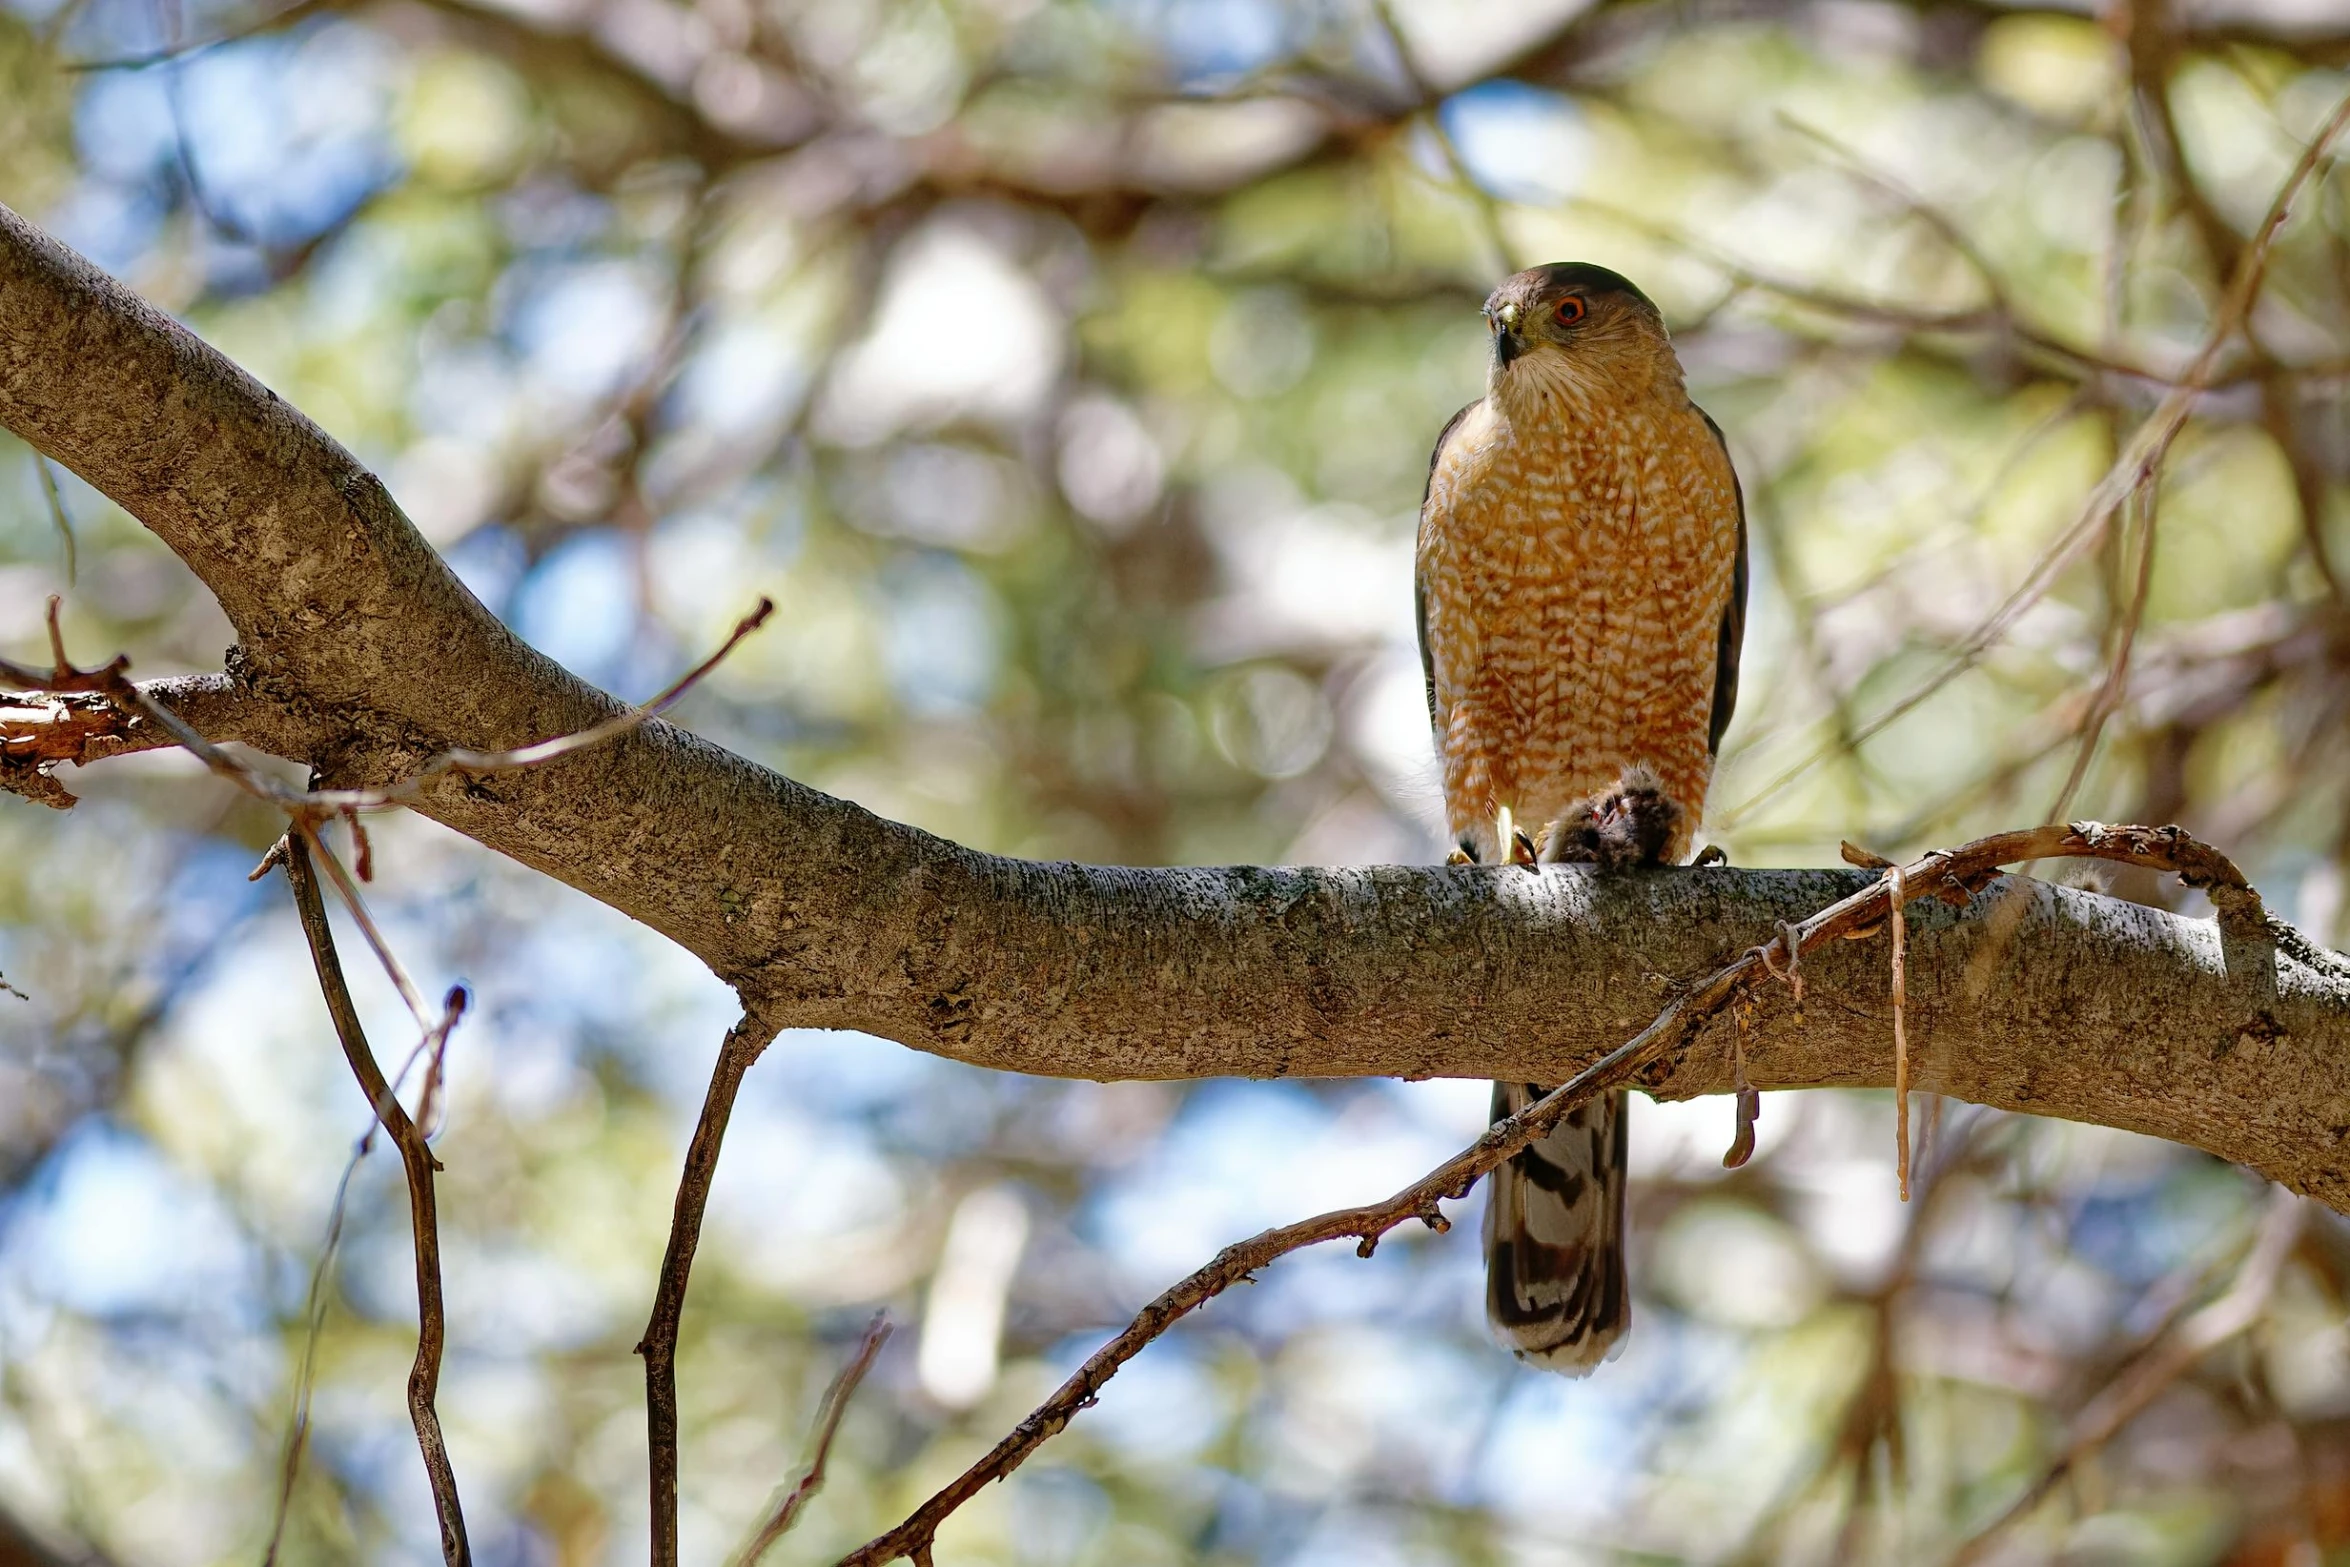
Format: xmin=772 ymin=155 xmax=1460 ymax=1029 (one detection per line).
xmin=1483 ymin=263 xmax=1676 ymax=404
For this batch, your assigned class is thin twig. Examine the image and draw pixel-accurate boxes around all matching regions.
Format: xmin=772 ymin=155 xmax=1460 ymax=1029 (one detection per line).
xmin=35 ymin=460 xmax=76 ymax=586
xmin=836 ymin=819 xmax=2289 ymax=1567
xmin=423 ymin=597 xmax=772 ymax=778
xmin=1890 ymin=863 xmax=1910 ymax=1202
xmin=283 ymin=833 xmax=472 ymax=1567
xmin=739 ymin=1315 xmax=894 ymax=1566
xmin=1726 ymin=1112 xmax=1998 ymax=1567
xmin=295 ymin=817 xmax=432 ymax=1029
xmin=1944 ymin=1184 xmax=2306 ymax=1566
xmin=1716 ymin=87 xmax=2350 ymax=830
xmin=1363 ymin=0 xmax=1512 ymax=279
xmin=180 ymin=593 xmax=772 ymax=816
xmin=2122 ymin=10 xmax=2350 ymax=608
xmin=0 ymin=605 xmax=126 ymax=695
xmin=2049 ymin=474 xmax=2162 ymax=822
xmin=0 ymin=595 xmax=774 ymax=818
xmin=261 ymin=1136 xmax=366 ymax=1567
xmin=64 ymin=0 xmax=328 ymax=68
xmin=640 ymin=1014 xmax=784 ymax=1567
xmin=259 ymin=973 xmax=461 ymax=1567
xmin=1777 ymin=113 xmax=2014 ymax=315
xmin=1567 ymin=193 xmax=2163 ymax=385
xmin=343 ymin=809 xmax=373 ymax=883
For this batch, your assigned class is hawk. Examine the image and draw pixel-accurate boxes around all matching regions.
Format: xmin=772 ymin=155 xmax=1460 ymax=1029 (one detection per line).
xmin=1416 ymin=263 xmax=1748 ymax=1372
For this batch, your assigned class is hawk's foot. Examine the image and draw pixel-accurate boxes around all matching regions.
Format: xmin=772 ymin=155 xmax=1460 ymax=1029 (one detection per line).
xmin=1494 ymin=806 xmax=1537 ymax=867
xmin=1448 ymin=819 xmax=1540 ymax=868
xmin=1537 ymin=767 xmax=1683 ymax=870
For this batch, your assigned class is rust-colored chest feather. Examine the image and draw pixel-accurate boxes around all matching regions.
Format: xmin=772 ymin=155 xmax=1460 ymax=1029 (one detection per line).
xmin=1417 ymin=383 xmax=1741 ymax=857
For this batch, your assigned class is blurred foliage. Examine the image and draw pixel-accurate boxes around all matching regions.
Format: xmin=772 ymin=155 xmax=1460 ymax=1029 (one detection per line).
xmin=4 ymin=0 xmax=2350 ymax=1563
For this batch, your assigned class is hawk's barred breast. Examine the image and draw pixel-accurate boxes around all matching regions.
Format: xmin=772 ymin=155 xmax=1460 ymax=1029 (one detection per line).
xmin=1418 ymin=364 xmax=1742 ymax=860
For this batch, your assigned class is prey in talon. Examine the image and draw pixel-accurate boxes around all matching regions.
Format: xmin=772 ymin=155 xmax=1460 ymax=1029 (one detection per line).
xmin=1536 ymin=764 xmax=1684 ymax=869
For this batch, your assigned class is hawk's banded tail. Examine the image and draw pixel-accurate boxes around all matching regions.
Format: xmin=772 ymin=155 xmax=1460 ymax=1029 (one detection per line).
xmin=1484 ymin=1081 xmax=1629 ymax=1373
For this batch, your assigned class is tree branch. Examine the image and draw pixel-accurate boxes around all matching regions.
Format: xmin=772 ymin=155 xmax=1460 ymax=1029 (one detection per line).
xmin=1946 ymin=1183 xmax=2308 ymax=1566
xmin=282 ymin=832 xmax=471 ymax=1567
xmin=636 ymin=1014 xmax=782 ymax=1567
xmin=740 ymin=1315 xmax=892 ymax=1566
xmin=834 ymin=819 xmax=2306 ymax=1565
xmin=6 ymin=199 xmax=2350 ymax=1218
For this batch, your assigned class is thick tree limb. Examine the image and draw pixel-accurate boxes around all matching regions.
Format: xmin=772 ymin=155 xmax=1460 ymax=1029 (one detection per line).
xmin=6 ymin=201 xmax=2350 ymax=1216
xmin=834 ymin=819 xmax=2312 ymax=1566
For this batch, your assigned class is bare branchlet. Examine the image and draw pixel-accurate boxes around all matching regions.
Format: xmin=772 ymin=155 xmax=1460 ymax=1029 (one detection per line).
xmin=0 ymin=597 xmax=787 ymax=1565
xmin=1713 ymin=86 xmax=2350 ymax=834
xmin=0 ymin=594 xmax=774 ymax=814
xmin=261 ymin=1125 xmax=367 ymax=1567
xmin=1946 ymin=1184 xmax=2308 ymax=1566
xmin=739 ymin=1314 xmax=894 ymax=1566
xmin=282 ymin=832 xmax=472 ymax=1567
xmin=639 ymin=1014 xmax=785 ymax=1567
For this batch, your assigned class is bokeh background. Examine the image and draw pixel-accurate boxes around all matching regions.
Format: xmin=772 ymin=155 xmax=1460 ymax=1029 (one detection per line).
xmin=5 ymin=0 xmax=2350 ymax=1562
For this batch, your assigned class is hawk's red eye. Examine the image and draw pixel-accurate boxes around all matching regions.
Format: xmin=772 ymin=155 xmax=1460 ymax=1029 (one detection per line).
xmin=1554 ymin=296 xmax=1587 ymax=326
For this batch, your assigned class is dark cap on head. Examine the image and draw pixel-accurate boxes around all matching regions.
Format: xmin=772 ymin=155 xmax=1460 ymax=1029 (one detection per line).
xmin=1483 ymin=262 xmax=1667 ymax=374
xmin=1487 ymin=263 xmax=1659 ymax=317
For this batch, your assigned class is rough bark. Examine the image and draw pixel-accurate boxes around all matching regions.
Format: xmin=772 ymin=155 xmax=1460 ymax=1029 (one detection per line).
xmin=5 ymin=199 xmax=2350 ymax=1210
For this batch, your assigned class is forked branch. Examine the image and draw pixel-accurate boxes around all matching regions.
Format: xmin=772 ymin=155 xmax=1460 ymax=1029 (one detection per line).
xmin=838 ymin=819 xmax=2301 ymax=1566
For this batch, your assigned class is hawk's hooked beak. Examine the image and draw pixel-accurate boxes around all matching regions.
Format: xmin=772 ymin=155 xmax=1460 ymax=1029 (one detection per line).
xmin=1489 ymin=301 xmax=1525 ymax=369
